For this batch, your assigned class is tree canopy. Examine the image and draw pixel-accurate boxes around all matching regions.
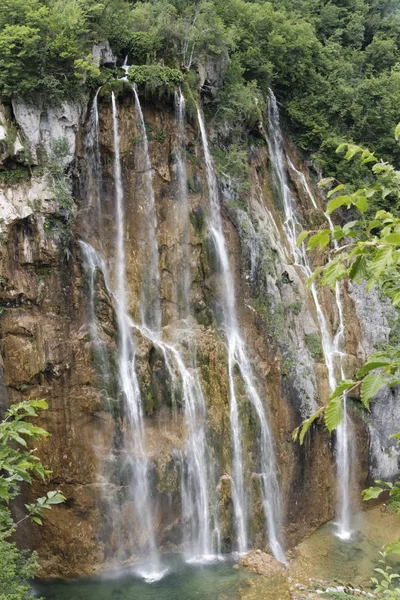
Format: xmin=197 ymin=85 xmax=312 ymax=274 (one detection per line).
xmin=1 ymin=0 xmax=400 ymax=182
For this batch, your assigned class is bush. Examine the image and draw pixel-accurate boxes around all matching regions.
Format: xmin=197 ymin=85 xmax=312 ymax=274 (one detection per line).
xmin=0 ymin=537 xmax=40 ymax=600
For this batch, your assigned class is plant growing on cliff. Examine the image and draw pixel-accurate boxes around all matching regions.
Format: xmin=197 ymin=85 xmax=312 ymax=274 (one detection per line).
xmin=0 ymin=399 xmax=65 ymax=599
xmin=0 ymin=399 xmax=65 ymax=532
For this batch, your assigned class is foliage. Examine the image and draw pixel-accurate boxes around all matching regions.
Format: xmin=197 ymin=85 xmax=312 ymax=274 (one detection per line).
xmin=0 ymin=537 xmax=40 ymax=600
xmin=0 ymin=399 xmax=65 ymax=533
xmin=1 ymin=0 xmax=400 ymax=188
xmin=294 ymin=131 xmax=400 ymax=442
xmin=128 ymin=64 xmax=183 ymax=95
xmin=304 ymin=332 xmax=323 ymax=361
xmin=294 ymin=129 xmax=400 ymax=557
xmin=371 ymin=553 xmax=400 ymax=599
xmin=0 ymin=399 xmax=65 ymax=599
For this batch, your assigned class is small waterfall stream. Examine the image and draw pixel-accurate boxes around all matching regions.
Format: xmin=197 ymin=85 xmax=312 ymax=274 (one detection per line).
xmin=133 ymin=85 xmax=162 ymax=332
xmin=111 ymin=93 xmax=164 ymax=580
xmin=197 ymin=108 xmax=285 ymax=563
xmin=174 ymin=91 xmax=217 ymax=561
xmin=266 ymin=90 xmax=353 ymax=541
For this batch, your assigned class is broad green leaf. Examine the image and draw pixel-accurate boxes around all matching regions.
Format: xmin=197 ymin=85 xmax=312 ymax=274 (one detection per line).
xmin=32 ymin=516 xmax=43 ymax=525
xmin=372 ymin=246 xmax=394 ymax=278
xmin=324 ymin=396 xmax=342 ymax=432
xmin=360 ymin=373 xmax=387 ymax=409
xmin=362 ymin=486 xmax=384 ymax=501
xmin=381 ymin=233 xmax=400 ymax=245
xmin=354 ymin=195 xmax=367 ymax=213
xmin=344 ymin=144 xmax=362 ymax=160
xmin=296 ymin=231 xmax=309 ymax=246
xmin=307 ymin=229 xmax=330 ymax=251
xmin=322 ymin=261 xmax=347 ymax=289
xmin=326 ymin=195 xmax=351 ymax=214
xmin=330 ymin=380 xmax=355 ymax=400
xmin=299 ymin=408 xmax=323 ymax=444
xmin=386 ymin=540 xmax=400 ymax=555
xmin=349 ymin=256 xmax=368 ymax=281
xmin=357 ymin=357 xmax=392 ymax=378
xmin=395 ymin=122 xmax=400 ymax=141
xmin=327 ymin=184 xmax=345 ymax=198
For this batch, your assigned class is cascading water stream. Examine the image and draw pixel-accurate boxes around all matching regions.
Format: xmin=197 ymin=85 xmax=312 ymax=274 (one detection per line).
xmin=174 ymin=90 xmax=218 ymax=561
xmin=132 ymin=85 xmax=161 ymax=332
xmin=175 ymin=91 xmax=191 ymax=319
xmin=197 ymin=108 xmax=285 ymax=563
xmin=266 ymin=90 xmax=353 ymax=541
xmin=110 ymin=93 xmax=164 ymax=581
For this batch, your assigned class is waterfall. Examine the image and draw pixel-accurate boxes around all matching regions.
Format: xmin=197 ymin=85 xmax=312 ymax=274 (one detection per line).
xmin=197 ymin=108 xmax=285 ymax=563
xmin=175 ymin=90 xmax=191 ymax=318
xmin=174 ymin=91 xmax=217 ymax=561
xmin=266 ymin=90 xmax=353 ymax=541
xmin=132 ymin=85 xmax=161 ymax=332
xmin=110 ymin=93 xmax=165 ymax=581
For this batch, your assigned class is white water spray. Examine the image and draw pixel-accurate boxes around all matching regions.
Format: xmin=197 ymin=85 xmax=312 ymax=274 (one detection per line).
xmin=197 ymin=108 xmax=285 ymax=562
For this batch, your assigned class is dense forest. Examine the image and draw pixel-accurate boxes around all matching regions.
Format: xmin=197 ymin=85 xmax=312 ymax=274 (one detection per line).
xmin=1 ymin=0 xmax=400 ymax=181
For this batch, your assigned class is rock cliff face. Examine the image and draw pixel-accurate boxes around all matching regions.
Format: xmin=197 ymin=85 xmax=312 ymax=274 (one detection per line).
xmin=0 ymin=89 xmax=397 ymax=578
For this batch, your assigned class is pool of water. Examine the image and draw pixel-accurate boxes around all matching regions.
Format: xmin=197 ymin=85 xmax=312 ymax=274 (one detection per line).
xmin=34 ymin=558 xmax=252 ymax=600
xmin=34 ymin=508 xmax=400 ymax=600
xmin=290 ymin=507 xmax=400 ymax=587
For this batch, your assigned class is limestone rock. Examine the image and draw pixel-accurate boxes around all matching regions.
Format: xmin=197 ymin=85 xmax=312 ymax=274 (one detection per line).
xmin=92 ymin=41 xmax=117 ymax=68
xmin=198 ymin=53 xmax=230 ymax=99
xmin=240 ymin=549 xmax=285 ymax=577
xmin=11 ymin=99 xmax=84 ymax=165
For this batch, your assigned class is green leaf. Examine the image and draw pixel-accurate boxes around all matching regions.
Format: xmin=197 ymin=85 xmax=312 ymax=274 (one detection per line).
xmin=298 ymin=408 xmax=323 ymax=444
xmin=322 ymin=260 xmax=347 ymax=289
xmin=372 ymin=246 xmax=394 ymax=278
xmin=354 ymin=195 xmax=367 ymax=213
xmin=296 ymin=231 xmax=309 ymax=246
xmin=324 ymin=396 xmax=342 ymax=432
xmin=32 ymin=516 xmax=43 ymax=525
xmin=330 ymin=380 xmax=355 ymax=400
xmin=344 ymin=144 xmax=362 ymax=160
xmin=326 ymin=195 xmax=351 ymax=214
xmin=349 ymin=255 xmax=368 ymax=281
xmin=360 ymin=373 xmax=387 ymax=409
xmin=386 ymin=540 xmax=400 ymax=555
xmin=307 ymin=229 xmax=330 ymax=251
xmin=318 ymin=177 xmax=334 ymax=188
xmin=395 ymin=123 xmax=400 ymax=141
xmin=381 ymin=233 xmax=400 ymax=245
xmin=362 ymin=486 xmax=385 ymax=501
xmin=357 ymin=356 xmax=392 ymax=378
xmin=327 ymin=184 xmax=345 ymax=198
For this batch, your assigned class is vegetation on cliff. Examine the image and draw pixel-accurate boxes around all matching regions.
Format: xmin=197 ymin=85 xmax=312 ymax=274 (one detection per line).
xmin=1 ymin=0 xmax=400 ymax=183
xmin=0 ymin=400 xmax=65 ymax=599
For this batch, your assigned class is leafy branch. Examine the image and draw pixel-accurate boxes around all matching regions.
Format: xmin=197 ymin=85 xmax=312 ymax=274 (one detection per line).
xmin=0 ymin=399 xmax=65 ymax=536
